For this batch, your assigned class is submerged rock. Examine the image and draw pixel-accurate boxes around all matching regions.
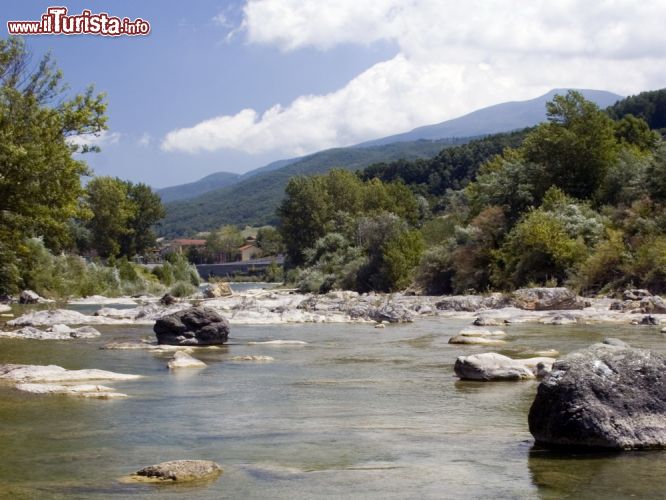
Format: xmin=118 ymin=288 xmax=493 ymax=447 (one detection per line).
xmin=167 ymin=351 xmax=207 ymax=369
xmin=457 ymin=327 xmax=506 ymax=337
xmin=154 ymin=307 xmax=230 ymax=346
xmin=132 ymin=460 xmax=222 ymax=483
xmin=0 ymin=325 xmax=100 ymax=340
xmin=529 ymin=344 xmax=666 ymax=449
xmin=454 ymin=352 xmax=555 ymax=381
xmin=512 ymin=288 xmax=586 ymax=311
xmin=602 ymin=337 xmax=630 ymax=347
xmin=230 ymin=355 xmax=274 ymax=362
xmin=15 ymin=383 xmax=127 ymax=398
xmin=247 ymin=340 xmax=307 ymax=345
xmin=448 ymin=335 xmax=506 ymax=346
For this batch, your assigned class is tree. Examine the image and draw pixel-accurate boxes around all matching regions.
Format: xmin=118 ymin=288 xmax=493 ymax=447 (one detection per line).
xmin=256 ymin=226 xmax=284 ymax=256
xmin=121 ymin=182 xmax=165 ymax=256
xmin=0 ymin=37 xmax=106 ymax=292
xmin=85 ymin=177 xmax=133 ymax=258
xmin=206 ymin=225 xmax=244 ymax=262
xmin=522 ymin=91 xmax=619 ymax=200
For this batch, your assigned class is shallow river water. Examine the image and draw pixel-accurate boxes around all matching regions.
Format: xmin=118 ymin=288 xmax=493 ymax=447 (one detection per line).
xmin=1 ymin=306 xmax=666 ymax=499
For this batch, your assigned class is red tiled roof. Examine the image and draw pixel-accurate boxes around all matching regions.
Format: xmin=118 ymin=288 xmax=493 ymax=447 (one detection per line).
xmin=239 ymin=243 xmax=257 ymax=251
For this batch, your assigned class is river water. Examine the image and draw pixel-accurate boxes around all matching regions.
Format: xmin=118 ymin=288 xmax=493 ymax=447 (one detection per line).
xmin=1 ymin=304 xmax=666 ymax=499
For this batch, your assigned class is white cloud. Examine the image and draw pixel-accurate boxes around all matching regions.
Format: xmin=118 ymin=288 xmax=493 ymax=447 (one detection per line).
xmin=163 ymin=0 xmax=666 ymax=156
xmin=68 ymin=130 xmax=121 ymax=149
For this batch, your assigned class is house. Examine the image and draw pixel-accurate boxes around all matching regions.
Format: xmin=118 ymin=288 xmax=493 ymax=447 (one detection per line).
xmin=239 ymin=241 xmax=261 ymax=261
xmin=161 ymin=238 xmax=207 ymax=256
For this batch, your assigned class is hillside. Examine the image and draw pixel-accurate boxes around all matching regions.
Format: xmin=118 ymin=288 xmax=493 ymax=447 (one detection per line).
xmin=157 ymin=171 xmax=241 ymax=203
xmin=158 ymin=138 xmax=466 ymax=237
xmin=358 ymin=89 xmax=622 ymax=147
xmin=157 ymin=88 xmax=623 ymax=237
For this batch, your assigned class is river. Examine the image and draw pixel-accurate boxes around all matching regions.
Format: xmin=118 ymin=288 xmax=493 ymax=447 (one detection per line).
xmin=1 ymin=302 xmax=665 ymax=499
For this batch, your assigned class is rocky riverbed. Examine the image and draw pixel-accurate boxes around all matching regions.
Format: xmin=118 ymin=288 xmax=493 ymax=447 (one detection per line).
xmin=4 ymin=287 xmax=665 ymax=331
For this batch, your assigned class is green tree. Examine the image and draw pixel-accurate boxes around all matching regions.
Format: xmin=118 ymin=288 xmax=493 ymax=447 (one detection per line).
xmin=278 ymin=176 xmax=331 ymax=266
xmin=206 ymin=225 xmax=244 ymax=262
xmin=522 ymin=91 xmax=619 ymax=200
xmin=121 ymin=182 xmax=165 ymax=256
xmin=256 ymin=226 xmax=284 ymax=256
xmin=85 ymin=177 xmax=133 ymax=258
xmin=0 ymin=38 xmax=106 ymax=292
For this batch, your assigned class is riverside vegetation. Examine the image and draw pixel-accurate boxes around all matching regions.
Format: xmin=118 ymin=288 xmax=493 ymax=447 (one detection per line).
xmin=278 ymin=90 xmax=666 ymax=296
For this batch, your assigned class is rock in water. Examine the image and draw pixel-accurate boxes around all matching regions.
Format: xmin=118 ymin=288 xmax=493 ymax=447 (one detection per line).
xmin=528 ymin=344 xmax=666 ymax=449
xmin=19 ymin=290 xmax=41 ymax=304
xmin=454 ymin=352 xmax=555 ymax=381
xmin=512 ymin=287 xmax=586 ymax=311
xmin=167 ymin=351 xmax=207 ymax=369
xmin=153 ymin=307 xmax=229 ymax=346
xmin=133 ymin=460 xmax=222 ymax=482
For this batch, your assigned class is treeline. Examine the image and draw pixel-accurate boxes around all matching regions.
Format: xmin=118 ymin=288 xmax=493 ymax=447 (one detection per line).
xmin=0 ymin=38 xmax=170 ymax=297
xmin=278 ymin=90 xmax=666 ymax=294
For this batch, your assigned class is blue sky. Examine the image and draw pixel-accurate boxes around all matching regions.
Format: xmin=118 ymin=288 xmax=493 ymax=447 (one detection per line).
xmin=4 ymin=1 xmax=666 ymax=188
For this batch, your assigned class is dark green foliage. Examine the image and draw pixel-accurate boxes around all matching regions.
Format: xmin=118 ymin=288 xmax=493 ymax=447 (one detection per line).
xmin=361 ymin=130 xmax=527 ymax=198
xmin=607 ymin=88 xmax=666 ymax=133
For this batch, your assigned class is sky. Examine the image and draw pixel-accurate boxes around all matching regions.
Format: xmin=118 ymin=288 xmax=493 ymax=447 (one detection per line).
xmin=3 ymin=1 xmax=666 ymax=188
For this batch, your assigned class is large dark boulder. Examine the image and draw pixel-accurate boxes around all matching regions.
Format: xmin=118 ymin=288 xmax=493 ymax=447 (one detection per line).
xmin=529 ymin=344 xmax=666 ymax=449
xmin=153 ymin=307 xmax=229 ymax=346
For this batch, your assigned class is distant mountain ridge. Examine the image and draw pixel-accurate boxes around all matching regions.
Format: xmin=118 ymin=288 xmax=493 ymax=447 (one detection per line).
xmin=157 ymin=171 xmax=240 ymax=203
xmin=358 ymin=89 xmax=622 ymax=147
xmin=157 ymin=88 xmax=624 ymax=236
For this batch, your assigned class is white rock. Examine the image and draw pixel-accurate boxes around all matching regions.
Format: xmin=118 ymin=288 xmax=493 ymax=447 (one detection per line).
xmin=457 ymin=328 xmax=506 ymax=337
xmin=167 ymin=351 xmax=207 ymax=369
xmin=0 ymin=325 xmax=100 ymax=340
xmin=0 ymin=364 xmax=141 ymax=383
xmin=454 ymin=352 xmax=557 ymax=381
xmin=374 ymin=323 xmax=386 ymax=329
xmin=0 ymin=304 xmax=11 ymax=313
xmin=15 ymin=383 xmax=127 ymax=398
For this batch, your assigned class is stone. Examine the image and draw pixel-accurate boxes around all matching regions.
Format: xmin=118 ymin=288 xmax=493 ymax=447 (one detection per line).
xmin=160 ymin=293 xmax=177 ymax=306
xmin=448 ymin=335 xmax=506 ymax=346
xmin=457 ymin=327 xmax=506 ymax=337
xmin=0 ymin=364 xmax=140 ymax=383
xmin=14 ymin=383 xmax=127 ymax=398
xmin=528 ymin=344 xmax=666 ymax=449
xmin=454 ymin=352 xmax=556 ymax=381
xmin=623 ymin=289 xmax=652 ymax=301
xmin=513 ymin=287 xmax=586 ymax=311
xmin=132 ymin=460 xmax=222 ymax=483
xmin=0 ymin=325 xmax=101 ymax=340
xmin=640 ymin=315 xmax=661 ymax=326
xmin=229 ymin=355 xmax=274 ymax=362
xmin=203 ymin=282 xmax=233 ymax=298
xmin=370 ymin=302 xmax=414 ymax=323
xmin=662 ymin=327 xmax=666 ymax=334
xmin=435 ymin=293 xmax=509 ymax=312
xmin=153 ymin=307 xmax=230 ymax=346
xmin=0 ymin=304 xmax=10 ymax=313
xmin=641 ymin=296 xmax=666 ymax=314
xmin=473 ymin=316 xmax=504 ymax=326
xmin=374 ymin=323 xmax=386 ymax=329
xmin=167 ymin=351 xmax=207 ymax=369
xmin=603 ymin=337 xmax=630 ymax=347
xmin=19 ymin=290 xmax=41 ymax=304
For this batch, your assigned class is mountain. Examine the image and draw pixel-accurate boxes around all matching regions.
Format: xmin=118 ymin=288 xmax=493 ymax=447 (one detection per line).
xmin=358 ymin=89 xmax=622 ymax=147
xmin=157 ymin=171 xmax=241 ymax=203
xmin=157 ymin=88 xmax=624 ymax=237
xmin=158 ymin=138 xmax=467 ymax=237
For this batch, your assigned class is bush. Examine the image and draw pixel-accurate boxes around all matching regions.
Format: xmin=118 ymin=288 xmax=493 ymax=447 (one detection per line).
xmin=169 ymin=280 xmax=197 ymax=297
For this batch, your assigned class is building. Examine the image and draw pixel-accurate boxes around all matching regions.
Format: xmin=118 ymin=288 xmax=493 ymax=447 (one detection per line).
xmin=239 ymin=241 xmax=261 ymax=261
xmin=161 ymin=238 xmax=207 ymax=256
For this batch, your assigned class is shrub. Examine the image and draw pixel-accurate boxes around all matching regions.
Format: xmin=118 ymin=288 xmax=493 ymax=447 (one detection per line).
xmin=169 ymin=280 xmax=197 ymax=297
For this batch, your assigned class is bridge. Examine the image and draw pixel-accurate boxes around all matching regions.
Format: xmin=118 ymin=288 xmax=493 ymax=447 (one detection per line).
xmin=196 ymin=256 xmax=284 ymax=279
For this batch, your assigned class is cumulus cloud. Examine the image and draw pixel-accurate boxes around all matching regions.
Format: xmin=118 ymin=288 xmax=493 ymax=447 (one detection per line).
xmin=162 ymin=0 xmax=666 ymax=156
